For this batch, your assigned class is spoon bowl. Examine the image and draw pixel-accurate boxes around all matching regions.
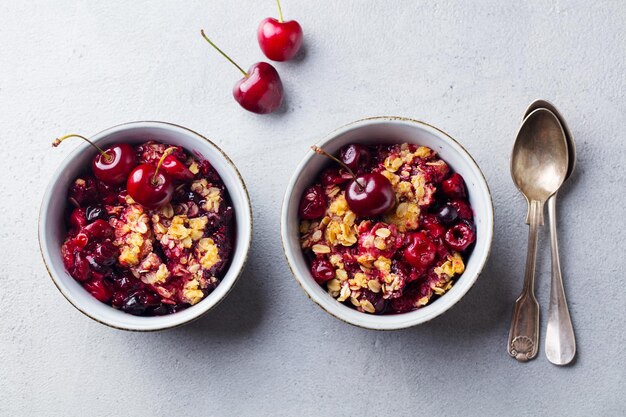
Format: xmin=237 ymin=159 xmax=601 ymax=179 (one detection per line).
xmin=523 ymin=99 xmax=576 ymax=181
xmin=511 ymin=108 xmax=569 ymax=204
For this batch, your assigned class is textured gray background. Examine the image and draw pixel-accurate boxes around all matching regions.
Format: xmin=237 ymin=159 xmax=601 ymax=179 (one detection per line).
xmin=1 ymin=1 xmax=625 ymax=416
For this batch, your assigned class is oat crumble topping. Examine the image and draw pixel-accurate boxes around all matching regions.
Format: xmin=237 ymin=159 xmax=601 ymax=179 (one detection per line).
xmin=299 ymin=142 xmax=475 ymax=314
xmin=61 ymin=140 xmax=234 ymax=316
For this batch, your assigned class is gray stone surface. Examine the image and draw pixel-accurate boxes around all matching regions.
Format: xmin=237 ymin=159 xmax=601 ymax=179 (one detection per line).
xmin=1 ymin=1 xmax=625 ymax=415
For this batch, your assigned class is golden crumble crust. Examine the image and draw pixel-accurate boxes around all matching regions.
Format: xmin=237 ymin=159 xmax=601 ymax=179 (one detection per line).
xmin=298 ymin=142 xmax=471 ymax=315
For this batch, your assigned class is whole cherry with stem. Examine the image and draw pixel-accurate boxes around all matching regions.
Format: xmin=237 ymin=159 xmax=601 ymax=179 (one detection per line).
xmin=257 ymin=0 xmax=303 ymax=61
xmin=311 ymin=146 xmax=395 ymax=217
xmin=127 ymin=147 xmax=176 ymax=209
xmin=200 ymin=30 xmax=283 ymax=114
xmin=52 ymin=134 xmax=136 ymax=185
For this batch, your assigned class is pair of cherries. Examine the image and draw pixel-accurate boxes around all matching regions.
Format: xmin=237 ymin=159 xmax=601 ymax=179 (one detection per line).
xmin=300 ymin=145 xmax=396 ymax=219
xmin=200 ymin=0 xmax=303 ymax=114
xmin=53 ymin=134 xmax=193 ymax=209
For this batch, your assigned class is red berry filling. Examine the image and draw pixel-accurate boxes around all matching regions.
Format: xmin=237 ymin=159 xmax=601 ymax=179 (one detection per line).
xmin=310 ymin=258 xmax=335 ymax=284
xmin=60 ymin=140 xmax=235 ymax=316
xmin=298 ymin=185 xmax=327 ymax=220
xmin=449 ymin=199 xmax=473 ymax=221
xmin=299 ymin=143 xmax=475 ymax=314
xmin=444 ymin=221 xmax=476 ymax=252
xmin=403 ymin=232 xmax=437 ymax=271
xmin=441 ymin=173 xmax=467 ymax=199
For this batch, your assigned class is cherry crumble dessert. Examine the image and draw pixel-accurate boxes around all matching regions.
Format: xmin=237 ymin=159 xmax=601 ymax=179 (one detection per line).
xmin=55 ymin=137 xmax=234 ymax=316
xmin=299 ymin=143 xmax=476 ymax=315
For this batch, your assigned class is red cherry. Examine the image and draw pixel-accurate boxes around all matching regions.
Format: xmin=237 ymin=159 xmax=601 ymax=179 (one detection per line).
xmin=390 ymin=285 xmax=420 ymax=313
xmin=345 ymin=173 xmax=395 ymax=217
xmin=74 ymin=233 xmax=89 ymax=250
xmin=92 ymin=143 xmax=136 ymax=185
xmin=320 ymin=168 xmax=351 ymax=186
xmin=233 ymin=62 xmax=284 ymax=114
xmin=436 ymin=242 xmax=451 ymax=259
xmin=444 ymin=221 xmax=476 ymax=252
xmin=441 ymin=173 xmax=467 ymax=199
xmin=127 ymin=148 xmax=176 ymax=209
xmin=421 ymin=214 xmax=447 ymax=240
xmin=436 ymin=203 xmax=459 ymax=225
xmin=53 ymin=135 xmax=136 ymax=185
xmin=420 ymin=159 xmax=450 ymax=183
xmin=311 ymin=146 xmax=394 ymax=217
xmin=340 ymin=144 xmax=371 ymax=171
xmin=162 ymin=155 xmax=194 ymax=180
xmin=201 ymin=30 xmax=283 ymax=114
xmin=61 ymin=240 xmax=75 ymax=270
xmin=310 ymin=258 xmax=335 ymax=284
xmin=95 ymin=180 xmax=117 ymax=206
xmin=68 ymin=176 xmax=98 ymax=206
xmin=83 ymin=219 xmax=113 ymax=239
xmin=71 ymin=252 xmax=91 ymax=282
xmin=84 ymin=279 xmax=112 ymax=303
xmin=258 ymin=18 xmax=303 ymax=61
xmin=69 ymin=208 xmax=88 ymax=230
xmin=127 ymin=164 xmax=174 ymax=209
xmin=449 ymin=199 xmax=473 ymax=220
xmin=299 ymin=185 xmax=327 ymax=219
xmin=93 ymin=240 xmax=118 ymax=266
xmin=403 ymin=232 xmax=437 ymax=269
xmin=421 ymin=213 xmax=440 ymax=228
xmin=424 ymin=221 xmax=446 ymax=240
xmin=257 ymin=1 xmax=303 ymax=61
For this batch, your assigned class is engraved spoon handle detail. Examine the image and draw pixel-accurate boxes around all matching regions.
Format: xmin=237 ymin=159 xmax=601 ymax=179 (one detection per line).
xmin=508 ymin=199 xmax=542 ymax=362
xmin=545 ymin=193 xmax=576 ymax=365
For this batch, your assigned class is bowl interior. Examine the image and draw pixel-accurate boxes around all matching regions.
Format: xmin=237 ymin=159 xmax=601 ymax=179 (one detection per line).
xmin=39 ymin=122 xmax=252 ymax=331
xmin=282 ymin=118 xmax=493 ymax=329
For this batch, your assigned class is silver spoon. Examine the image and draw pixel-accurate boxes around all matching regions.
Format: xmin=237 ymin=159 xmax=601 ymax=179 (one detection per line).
xmin=508 ymin=108 xmax=569 ymax=362
xmin=523 ymin=100 xmax=577 ymax=365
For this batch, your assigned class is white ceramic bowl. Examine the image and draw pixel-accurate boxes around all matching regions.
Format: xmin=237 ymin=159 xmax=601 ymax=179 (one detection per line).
xmin=281 ymin=117 xmax=494 ymax=330
xmin=39 ymin=121 xmax=252 ymax=331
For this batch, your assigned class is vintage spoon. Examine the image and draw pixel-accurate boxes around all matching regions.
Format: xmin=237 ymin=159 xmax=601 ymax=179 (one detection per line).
xmin=523 ymin=100 xmax=577 ymax=365
xmin=508 ymin=108 xmax=569 ymax=362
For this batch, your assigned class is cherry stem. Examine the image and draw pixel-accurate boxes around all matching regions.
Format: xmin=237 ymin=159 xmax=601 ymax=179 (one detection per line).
xmin=200 ymin=29 xmax=248 ymax=77
xmin=52 ymin=134 xmax=112 ymax=162
xmin=153 ymin=147 xmax=176 ymax=185
xmin=276 ymin=0 xmax=284 ymax=22
xmin=311 ymin=146 xmax=364 ymax=191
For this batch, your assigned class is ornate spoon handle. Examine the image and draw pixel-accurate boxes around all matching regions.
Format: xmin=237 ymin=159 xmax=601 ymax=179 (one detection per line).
xmin=508 ymin=200 xmax=542 ymax=362
xmin=545 ymin=193 xmax=576 ymax=365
